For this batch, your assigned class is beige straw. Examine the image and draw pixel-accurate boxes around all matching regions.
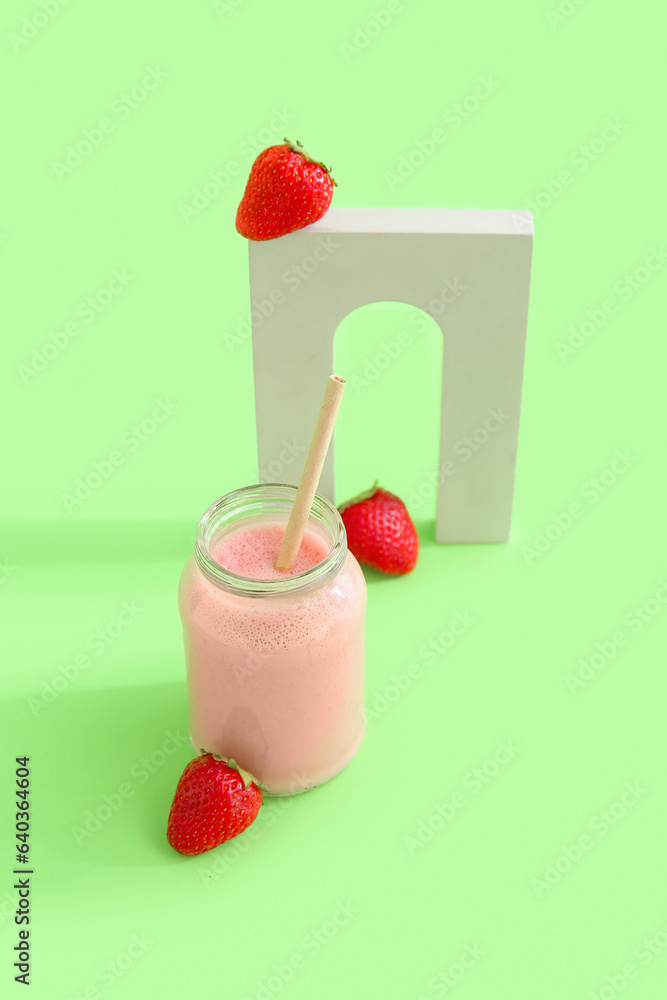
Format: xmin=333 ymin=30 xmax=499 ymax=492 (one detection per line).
xmin=275 ymin=375 xmax=345 ymax=572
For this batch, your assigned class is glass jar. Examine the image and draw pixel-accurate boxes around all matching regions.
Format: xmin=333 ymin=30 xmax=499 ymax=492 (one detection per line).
xmin=178 ymin=484 xmax=366 ymax=795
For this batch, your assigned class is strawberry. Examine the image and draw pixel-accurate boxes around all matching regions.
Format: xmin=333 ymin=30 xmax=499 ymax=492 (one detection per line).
xmin=339 ymin=483 xmax=419 ymax=576
xmin=167 ymin=753 xmax=262 ymax=855
xmin=235 ymin=138 xmax=336 ymax=241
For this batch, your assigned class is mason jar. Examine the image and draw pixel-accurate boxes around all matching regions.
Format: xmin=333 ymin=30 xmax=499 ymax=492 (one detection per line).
xmin=178 ymin=484 xmax=366 ymax=795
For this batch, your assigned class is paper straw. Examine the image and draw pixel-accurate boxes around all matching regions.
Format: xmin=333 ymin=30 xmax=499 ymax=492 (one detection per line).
xmin=275 ymin=374 xmax=345 ymax=572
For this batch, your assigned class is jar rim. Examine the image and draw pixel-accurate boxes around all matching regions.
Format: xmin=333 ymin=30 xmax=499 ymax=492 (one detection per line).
xmin=194 ymin=484 xmax=347 ymax=597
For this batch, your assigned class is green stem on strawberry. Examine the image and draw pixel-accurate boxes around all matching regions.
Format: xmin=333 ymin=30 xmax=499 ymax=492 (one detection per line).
xmin=284 ymin=138 xmax=337 ymax=187
xmin=338 ymin=481 xmax=380 ymax=513
xmin=199 ymin=749 xmax=266 ymax=790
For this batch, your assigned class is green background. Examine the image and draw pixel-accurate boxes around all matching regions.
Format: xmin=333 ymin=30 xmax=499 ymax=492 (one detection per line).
xmin=1 ymin=1 xmax=666 ymax=997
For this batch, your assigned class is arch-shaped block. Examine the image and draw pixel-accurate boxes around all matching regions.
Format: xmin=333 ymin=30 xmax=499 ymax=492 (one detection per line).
xmin=249 ymin=208 xmax=533 ymax=542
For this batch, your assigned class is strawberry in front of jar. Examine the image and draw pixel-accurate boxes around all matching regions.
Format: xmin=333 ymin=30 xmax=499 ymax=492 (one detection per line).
xmin=167 ymin=753 xmax=263 ymax=855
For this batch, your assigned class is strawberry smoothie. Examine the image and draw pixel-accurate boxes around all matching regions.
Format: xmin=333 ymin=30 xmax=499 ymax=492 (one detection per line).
xmin=179 ymin=486 xmax=366 ymax=795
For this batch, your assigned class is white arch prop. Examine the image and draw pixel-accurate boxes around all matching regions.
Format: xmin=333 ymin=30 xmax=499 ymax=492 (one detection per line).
xmin=248 ymin=208 xmax=533 ymax=542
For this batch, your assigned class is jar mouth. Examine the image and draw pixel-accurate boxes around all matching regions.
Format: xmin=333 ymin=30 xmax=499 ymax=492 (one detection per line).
xmin=194 ymin=484 xmax=347 ymax=597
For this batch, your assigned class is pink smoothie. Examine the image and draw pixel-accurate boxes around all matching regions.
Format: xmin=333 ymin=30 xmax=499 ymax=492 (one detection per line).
xmin=212 ymin=523 xmax=328 ymax=579
xmin=179 ymin=520 xmax=366 ymax=795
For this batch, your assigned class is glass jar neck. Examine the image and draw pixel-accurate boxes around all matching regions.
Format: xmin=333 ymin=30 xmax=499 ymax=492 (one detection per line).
xmin=194 ymin=484 xmax=347 ymax=597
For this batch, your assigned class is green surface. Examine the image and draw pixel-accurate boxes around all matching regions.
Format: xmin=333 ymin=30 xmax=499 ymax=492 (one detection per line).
xmin=1 ymin=1 xmax=666 ymax=997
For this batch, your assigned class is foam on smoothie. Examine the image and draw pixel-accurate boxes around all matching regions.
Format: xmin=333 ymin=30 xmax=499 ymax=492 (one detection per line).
xmin=184 ymin=522 xmax=358 ymax=651
xmin=211 ymin=523 xmax=327 ymax=580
